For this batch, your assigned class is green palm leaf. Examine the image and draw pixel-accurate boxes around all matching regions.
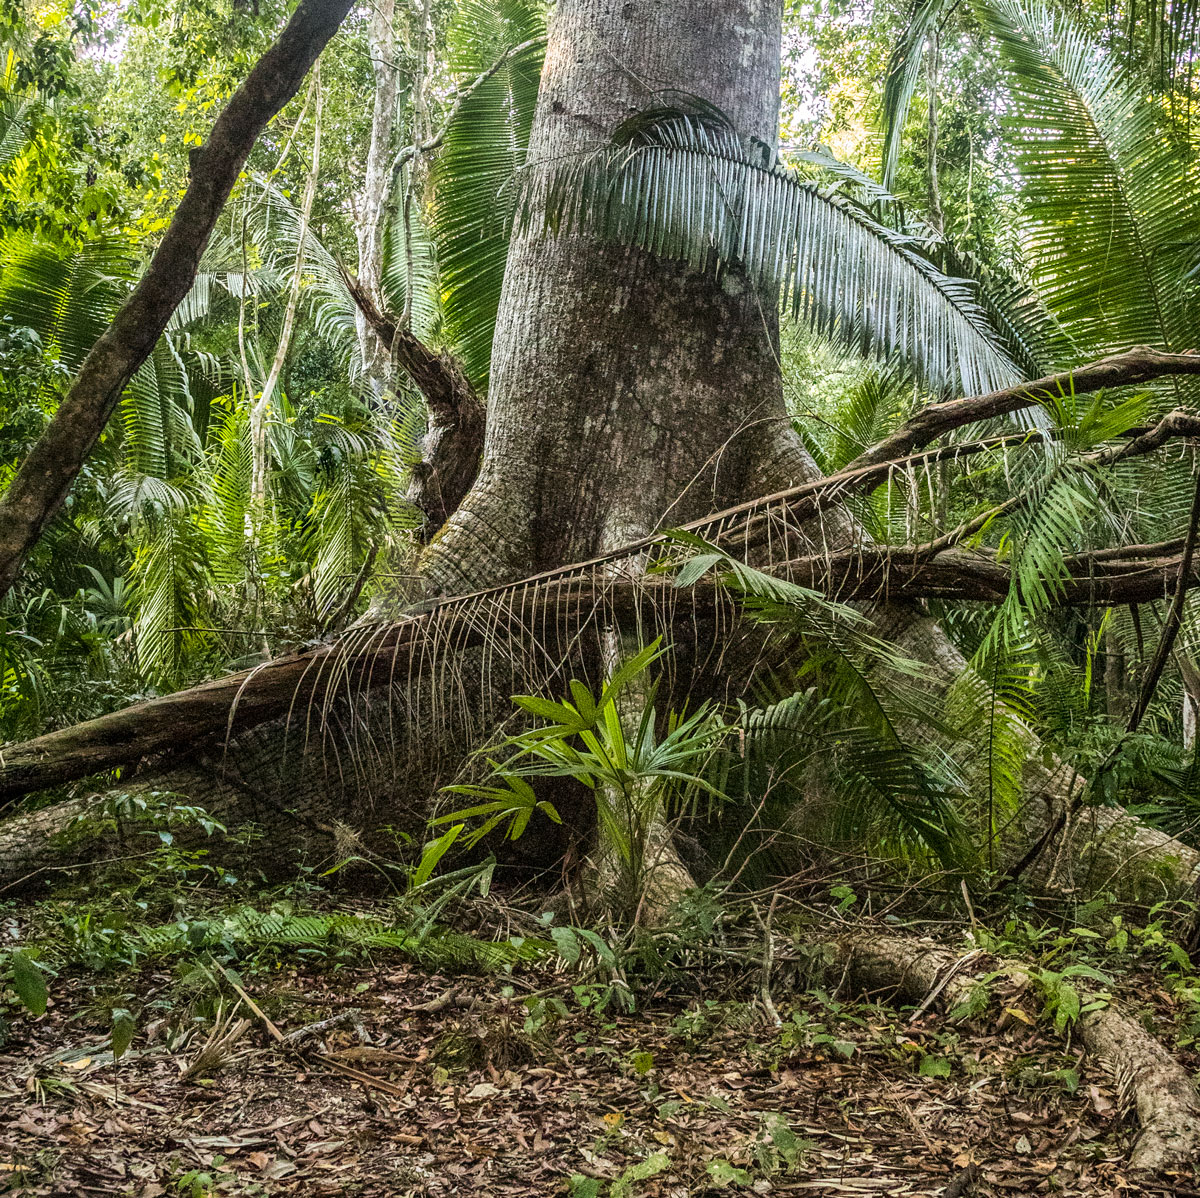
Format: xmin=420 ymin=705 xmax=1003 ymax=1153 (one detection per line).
xmin=199 ymin=399 xmax=254 ymax=588
xmin=879 ymin=0 xmax=950 ymax=190
xmin=532 ymin=115 xmax=1022 ymax=396
xmin=430 ymin=0 xmax=546 ymax=389
xmin=0 ymin=94 xmax=37 ymax=173
xmin=0 ymin=230 xmax=134 ymax=371
xmin=981 ymin=0 xmax=1200 ymax=356
xmin=240 ymin=177 xmax=358 ymax=368
xmin=381 ymin=169 xmax=441 ymax=344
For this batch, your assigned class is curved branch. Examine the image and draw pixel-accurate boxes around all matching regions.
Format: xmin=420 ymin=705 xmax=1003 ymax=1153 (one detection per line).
xmin=851 ymin=346 xmax=1200 ymax=472
xmin=5 ymin=351 xmax=1200 ymax=800
xmin=3 ymin=537 xmax=1200 ymax=800
xmin=340 ymin=267 xmax=485 ymax=536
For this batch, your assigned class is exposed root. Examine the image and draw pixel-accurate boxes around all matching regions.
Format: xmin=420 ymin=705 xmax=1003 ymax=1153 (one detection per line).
xmin=831 ymin=931 xmax=1200 ymax=1174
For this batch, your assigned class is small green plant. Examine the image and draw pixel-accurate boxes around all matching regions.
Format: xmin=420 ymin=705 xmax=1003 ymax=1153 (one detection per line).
xmin=752 ymin=1112 xmax=814 ymax=1174
xmin=918 ymin=1053 xmax=951 ymax=1078
xmin=436 ymin=640 xmax=732 ymax=924
xmin=1026 ymin=963 xmax=1111 ymax=1034
xmin=1 ymin=948 xmax=48 ymax=1014
xmin=173 ymin=1158 xmax=243 ymax=1198
xmin=567 ymin=1151 xmax=671 ymax=1197
xmin=778 ymin=1008 xmax=856 ymax=1060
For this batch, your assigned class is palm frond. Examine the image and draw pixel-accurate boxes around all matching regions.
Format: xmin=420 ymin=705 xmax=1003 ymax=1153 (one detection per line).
xmin=199 ymin=398 xmax=254 ymax=588
xmin=797 ymin=144 xmax=1073 ymax=377
xmin=118 ymin=337 xmax=202 ymax=483
xmin=879 ymin=0 xmax=950 ymax=190
xmin=983 ymin=0 xmax=1200 ymax=356
xmin=1110 ymin=0 xmax=1200 ymax=98
xmin=130 ymin=511 xmax=210 ymax=685
xmin=381 ymin=169 xmax=441 ymax=344
xmin=0 ymin=94 xmax=37 ymax=173
xmin=430 ymin=0 xmax=546 ymax=389
xmin=945 ymin=639 xmax=1039 ymax=859
xmin=241 ymin=176 xmax=358 ymax=367
xmin=664 ymin=533 xmax=970 ymax=865
xmin=0 ymin=230 xmax=135 ymax=371
xmin=530 ymin=115 xmax=1022 ymax=397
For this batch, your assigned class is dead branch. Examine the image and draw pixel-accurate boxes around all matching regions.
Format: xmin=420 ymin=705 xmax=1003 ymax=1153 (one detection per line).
xmin=4 ymin=351 xmax=1200 ymax=802
xmin=340 ymin=267 xmax=485 ymax=537
xmin=3 ymin=536 xmax=1200 ymax=800
xmin=833 ymin=930 xmax=1200 ymax=1172
xmin=849 ymin=345 xmax=1200 ymax=473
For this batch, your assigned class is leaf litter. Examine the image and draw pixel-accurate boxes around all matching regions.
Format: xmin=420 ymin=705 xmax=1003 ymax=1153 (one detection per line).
xmin=1 ymin=905 xmax=1197 ymax=1197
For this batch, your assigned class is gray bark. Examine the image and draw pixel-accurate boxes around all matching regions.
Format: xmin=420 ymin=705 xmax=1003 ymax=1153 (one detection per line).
xmin=354 ymin=0 xmax=400 ymax=394
xmin=421 ymin=0 xmax=795 ymax=595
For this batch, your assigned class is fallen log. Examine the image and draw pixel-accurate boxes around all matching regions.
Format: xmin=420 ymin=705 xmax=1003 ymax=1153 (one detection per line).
xmin=834 ymin=930 xmax=1200 ymax=1173
xmin=5 ymin=542 xmax=1200 ymax=802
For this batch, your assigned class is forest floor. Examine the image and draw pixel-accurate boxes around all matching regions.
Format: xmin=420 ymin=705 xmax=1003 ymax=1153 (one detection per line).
xmin=2 ymin=883 xmax=1199 ymax=1198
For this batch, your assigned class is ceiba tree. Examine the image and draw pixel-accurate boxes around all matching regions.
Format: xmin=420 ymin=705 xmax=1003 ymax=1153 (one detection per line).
xmin=423 ymin=0 xmax=806 ymax=593
xmin=3 ymin=0 xmax=1200 ymax=905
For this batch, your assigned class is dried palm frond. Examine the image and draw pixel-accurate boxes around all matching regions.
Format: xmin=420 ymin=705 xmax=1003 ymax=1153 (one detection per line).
xmin=181 ymin=999 xmax=253 ymax=1079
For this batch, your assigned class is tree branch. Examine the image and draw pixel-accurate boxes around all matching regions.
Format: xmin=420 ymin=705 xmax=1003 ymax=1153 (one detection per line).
xmin=4 ymin=538 xmax=1200 ymax=801
xmin=1125 ymin=463 xmax=1200 ymax=733
xmin=386 ymin=36 xmax=543 ymax=176
xmin=340 ymin=267 xmax=485 ymax=537
xmin=0 ymin=0 xmax=354 ymax=599
xmin=849 ymin=345 xmax=1200 ymax=472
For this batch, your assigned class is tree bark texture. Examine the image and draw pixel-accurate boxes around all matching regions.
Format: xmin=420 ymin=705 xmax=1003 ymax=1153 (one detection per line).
xmin=0 ymin=0 xmax=353 ymax=600
xmin=341 ymin=269 xmax=485 ymax=537
xmin=420 ymin=0 xmax=803 ymax=596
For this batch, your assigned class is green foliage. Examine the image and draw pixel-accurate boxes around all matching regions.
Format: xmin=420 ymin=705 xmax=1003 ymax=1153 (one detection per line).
xmin=440 ymin=638 xmax=734 ymax=919
xmin=882 ymin=0 xmax=1200 ymax=366
xmin=983 ymin=0 xmax=1200 ymax=357
xmin=431 ymin=0 xmax=545 ymax=387
xmin=666 ymin=533 xmax=971 ymax=867
xmin=3 ymin=948 xmax=48 ymax=1014
xmin=531 ymin=113 xmax=1020 ymax=396
xmin=778 ymin=1008 xmax=856 ymax=1060
xmin=0 ymin=213 xmax=412 ymax=699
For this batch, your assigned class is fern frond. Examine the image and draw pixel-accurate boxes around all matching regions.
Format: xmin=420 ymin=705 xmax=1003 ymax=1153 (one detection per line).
xmin=431 ymin=0 xmax=546 ymax=388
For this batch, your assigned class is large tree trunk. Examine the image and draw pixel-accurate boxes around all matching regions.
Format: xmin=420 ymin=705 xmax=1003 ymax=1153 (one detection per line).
xmin=420 ymin=0 xmax=802 ymax=596
xmin=410 ymin=0 xmax=811 ymax=906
